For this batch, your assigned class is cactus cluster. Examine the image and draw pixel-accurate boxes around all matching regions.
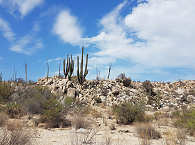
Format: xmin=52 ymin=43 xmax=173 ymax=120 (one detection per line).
xmin=62 ymin=47 xmax=88 ymax=83
xmin=77 ymin=47 xmax=88 ymax=84
xmin=63 ymin=55 xmax=74 ymax=80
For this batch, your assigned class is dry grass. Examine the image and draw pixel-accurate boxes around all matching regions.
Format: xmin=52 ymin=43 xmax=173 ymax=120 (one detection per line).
xmin=0 ymin=112 xmax=8 ymax=127
xmin=162 ymin=128 xmax=186 ymax=145
xmin=71 ymin=113 xmax=90 ymax=130
xmin=6 ymin=120 xmax=23 ymax=131
xmin=70 ymin=129 xmax=98 ymax=145
xmin=136 ymin=123 xmax=161 ymax=140
xmin=0 ymin=124 xmax=36 ymax=145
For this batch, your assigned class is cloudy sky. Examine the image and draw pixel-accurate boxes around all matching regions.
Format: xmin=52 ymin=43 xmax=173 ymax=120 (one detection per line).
xmin=0 ymin=0 xmax=194 ymax=81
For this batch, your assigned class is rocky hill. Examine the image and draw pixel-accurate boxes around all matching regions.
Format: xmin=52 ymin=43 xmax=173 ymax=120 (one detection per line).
xmin=37 ymin=76 xmax=195 ymax=111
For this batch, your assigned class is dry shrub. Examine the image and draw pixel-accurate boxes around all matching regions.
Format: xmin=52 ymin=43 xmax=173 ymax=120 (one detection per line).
xmin=70 ymin=129 xmax=98 ymax=145
xmin=136 ymin=123 xmax=161 ymax=140
xmin=71 ymin=113 xmax=89 ymax=129
xmin=112 ymin=102 xmax=145 ymax=124
xmin=6 ymin=103 xmax=25 ymax=118
xmin=163 ymin=128 xmax=186 ymax=145
xmin=176 ymin=128 xmax=186 ymax=145
xmin=40 ymin=98 xmax=68 ymax=128
xmin=144 ymin=114 xmax=154 ymax=123
xmin=89 ymin=108 xmax=102 ymax=119
xmin=0 ymin=112 xmax=8 ymax=127
xmin=0 ymin=125 xmax=36 ymax=145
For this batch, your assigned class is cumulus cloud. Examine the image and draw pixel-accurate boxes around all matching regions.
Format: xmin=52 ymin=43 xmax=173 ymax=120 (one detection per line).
xmin=0 ymin=0 xmax=44 ymax=17
xmin=86 ymin=0 xmax=195 ymax=69
xmin=53 ymin=10 xmax=82 ymax=45
xmin=0 ymin=18 xmax=15 ymax=41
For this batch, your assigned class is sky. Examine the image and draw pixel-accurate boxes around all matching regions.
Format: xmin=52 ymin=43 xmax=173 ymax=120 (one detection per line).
xmin=0 ymin=0 xmax=195 ymax=81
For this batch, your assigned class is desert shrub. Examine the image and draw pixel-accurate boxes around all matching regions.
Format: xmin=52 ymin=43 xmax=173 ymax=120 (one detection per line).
xmin=174 ymin=109 xmax=195 ymax=136
xmin=143 ymin=114 xmax=155 ymax=123
xmin=0 ymin=125 xmax=35 ymax=145
xmin=163 ymin=129 xmax=186 ymax=145
xmin=94 ymin=97 xmax=102 ymax=104
xmin=13 ymin=86 xmax=54 ymax=114
xmin=40 ymin=98 xmax=67 ymax=128
xmin=136 ymin=123 xmax=161 ymax=140
xmin=6 ymin=102 xmax=24 ymax=118
xmin=112 ymin=102 xmax=145 ymax=124
xmin=0 ymin=82 xmax=14 ymax=103
xmin=147 ymin=92 xmax=162 ymax=109
xmin=71 ymin=113 xmax=90 ymax=129
xmin=116 ymin=73 xmax=132 ymax=87
xmin=64 ymin=96 xmax=75 ymax=107
xmin=142 ymin=80 xmax=156 ymax=96
xmin=0 ymin=112 xmax=8 ymax=127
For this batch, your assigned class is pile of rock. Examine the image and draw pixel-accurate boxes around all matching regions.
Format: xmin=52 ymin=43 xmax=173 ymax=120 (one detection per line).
xmin=37 ymin=76 xmax=195 ymax=110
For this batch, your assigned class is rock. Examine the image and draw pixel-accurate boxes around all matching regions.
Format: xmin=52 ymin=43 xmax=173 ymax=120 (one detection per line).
xmin=67 ymin=88 xmax=76 ymax=98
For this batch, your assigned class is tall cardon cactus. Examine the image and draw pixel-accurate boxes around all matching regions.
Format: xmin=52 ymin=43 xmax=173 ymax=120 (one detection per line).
xmin=63 ymin=55 xmax=74 ymax=80
xmin=77 ymin=47 xmax=88 ymax=84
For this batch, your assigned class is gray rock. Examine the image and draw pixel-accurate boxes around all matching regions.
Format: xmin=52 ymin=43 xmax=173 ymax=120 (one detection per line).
xmin=67 ymin=88 xmax=76 ymax=98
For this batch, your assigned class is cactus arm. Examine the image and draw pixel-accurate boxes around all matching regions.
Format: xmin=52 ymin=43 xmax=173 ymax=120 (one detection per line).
xmin=77 ymin=56 xmax=80 ymax=83
xmin=84 ymin=53 xmax=88 ymax=78
xmin=80 ymin=47 xmax=84 ymax=83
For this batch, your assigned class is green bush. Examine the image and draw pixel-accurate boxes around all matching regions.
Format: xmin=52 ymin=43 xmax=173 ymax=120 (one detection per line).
xmin=112 ymin=102 xmax=145 ymax=124
xmin=116 ymin=73 xmax=132 ymax=87
xmin=142 ymin=80 xmax=156 ymax=96
xmin=64 ymin=97 xmax=75 ymax=107
xmin=14 ymin=86 xmax=54 ymax=114
xmin=0 ymin=82 xmax=14 ymax=103
xmin=40 ymin=98 xmax=68 ymax=128
xmin=6 ymin=102 xmax=24 ymax=118
xmin=174 ymin=109 xmax=195 ymax=136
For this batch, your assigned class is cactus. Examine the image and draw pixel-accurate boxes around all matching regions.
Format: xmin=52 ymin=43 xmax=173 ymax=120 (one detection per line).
xmin=68 ymin=55 xmax=74 ymax=80
xmin=77 ymin=47 xmax=88 ymax=84
xmin=63 ymin=55 xmax=74 ymax=80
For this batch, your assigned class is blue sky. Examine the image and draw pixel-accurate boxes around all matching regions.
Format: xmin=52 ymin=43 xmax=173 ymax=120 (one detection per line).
xmin=0 ymin=0 xmax=195 ymax=81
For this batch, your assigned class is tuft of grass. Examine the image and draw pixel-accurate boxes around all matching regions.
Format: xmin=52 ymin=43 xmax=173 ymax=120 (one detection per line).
xmin=112 ymin=102 xmax=145 ymax=124
xmin=71 ymin=113 xmax=90 ymax=130
xmin=6 ymin=102 xmax=24 ymax=118
xmin=0 ymin=112 xmax=8 ymax=127
xmin=0 ymin=125 xmax=36 ymax=145
xmin=136 ymin=123 xmax=161 ymax=140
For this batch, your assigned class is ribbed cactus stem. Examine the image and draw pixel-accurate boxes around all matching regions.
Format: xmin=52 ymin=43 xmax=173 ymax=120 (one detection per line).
xmin=77 ymin=47 xmax=88 ymax=84
xmin=77 ymin=56 xmax=80 ymax=83
xmin=80 ymin=47 xmax=84 ymax=83
xmin=63 ymin=59 xmax=66 ymax=78
xmin=68 ymin=55 xmax=74 ymax=80
xmin=84 ymin=53 xmax=88 ymax=78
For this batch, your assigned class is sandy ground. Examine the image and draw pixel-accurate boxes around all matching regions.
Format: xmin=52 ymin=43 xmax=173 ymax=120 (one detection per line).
xmin=32 ymin=125 xmax=195 ymax=145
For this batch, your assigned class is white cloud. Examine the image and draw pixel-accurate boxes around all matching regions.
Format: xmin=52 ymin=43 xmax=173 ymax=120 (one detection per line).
xmin=53 ymin=10 xmax=82 ymax=45
xmin=47 ymin=57 xmax=63 ymax=63
xmin=9 ymin=35 xmax=43 ymax=55
xmin=0 ymin=18 xmax=15 ymax=41
xmin=0 ymin=0 xmax=44 ymax=17
xmin=86 ymin=0 xmax=195 ymax=69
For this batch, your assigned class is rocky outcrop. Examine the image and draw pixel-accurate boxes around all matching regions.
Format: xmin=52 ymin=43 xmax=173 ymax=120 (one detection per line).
xmin=37 ymin=76 xmax=195 ymax=110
